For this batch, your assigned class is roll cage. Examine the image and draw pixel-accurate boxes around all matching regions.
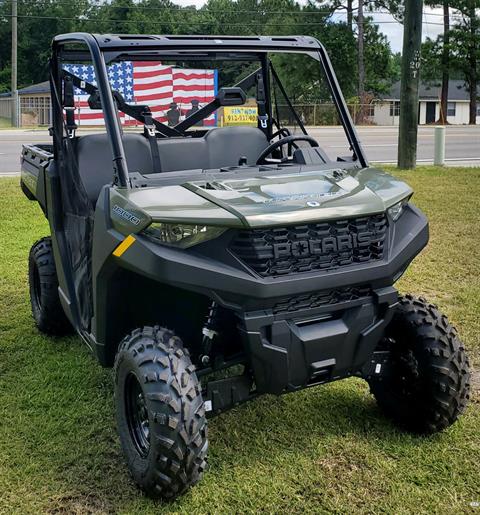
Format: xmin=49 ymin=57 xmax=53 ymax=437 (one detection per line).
xmin=50 ymin=33 xmax=368 ymax=188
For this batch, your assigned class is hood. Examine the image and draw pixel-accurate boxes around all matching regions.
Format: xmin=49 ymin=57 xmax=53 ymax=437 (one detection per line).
xmin=185 ymin=167 xmax=412 ymax=227
xmin=120 ymin=167 xmax=413 ymax=229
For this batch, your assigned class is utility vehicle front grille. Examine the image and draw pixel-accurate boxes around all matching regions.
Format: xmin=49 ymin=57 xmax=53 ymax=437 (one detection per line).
xmin=273 ymin=286 xmax=373 ymax=314
xmin=230 ymin=215 xmax=387 ymax=277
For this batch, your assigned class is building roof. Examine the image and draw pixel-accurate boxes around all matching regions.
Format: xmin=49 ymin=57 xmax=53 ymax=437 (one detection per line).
xmin=380 ymin=80 xmax=478 ymax=102
xmin=18 ymin=81 xmax=50 ymax=95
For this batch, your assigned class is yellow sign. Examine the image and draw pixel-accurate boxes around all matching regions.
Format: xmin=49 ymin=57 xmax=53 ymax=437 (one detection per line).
xmin=223 ymin=106 xmax=258 ymax=126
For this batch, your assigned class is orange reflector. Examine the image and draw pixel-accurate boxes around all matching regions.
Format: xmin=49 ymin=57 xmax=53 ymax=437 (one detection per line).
xmin=113 ymin=235 xmax=136 ymax=257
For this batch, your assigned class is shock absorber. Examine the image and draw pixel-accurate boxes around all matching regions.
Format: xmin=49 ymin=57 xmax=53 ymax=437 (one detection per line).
xmin=200 ymin=301 xmax=219 ymax=366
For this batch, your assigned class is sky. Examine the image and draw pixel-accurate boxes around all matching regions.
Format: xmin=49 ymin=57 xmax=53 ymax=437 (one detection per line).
xmin=168 ymin=2 xmax=448 ymax=54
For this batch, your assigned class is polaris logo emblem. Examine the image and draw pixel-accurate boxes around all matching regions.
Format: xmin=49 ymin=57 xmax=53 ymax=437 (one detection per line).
xmin=112 ymin=204 xmax=141 ymax=226
xmin=272 ymin=232 xmax=375 ymax=259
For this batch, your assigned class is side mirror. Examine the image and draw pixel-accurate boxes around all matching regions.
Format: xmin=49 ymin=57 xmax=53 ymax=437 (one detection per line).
xmin=216 ymin=87 xmax=246 ymax=106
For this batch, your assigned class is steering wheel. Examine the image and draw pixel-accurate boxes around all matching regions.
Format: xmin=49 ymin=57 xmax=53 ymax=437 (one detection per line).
xmin=256 ymin=135 xmax=319 ymax=165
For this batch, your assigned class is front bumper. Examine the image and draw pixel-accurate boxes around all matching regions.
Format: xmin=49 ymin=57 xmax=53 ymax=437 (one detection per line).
xmin=239 ymin=286 xmax=398 ymax=394
xmin=115 ymin=203 xmax=428 ymax=310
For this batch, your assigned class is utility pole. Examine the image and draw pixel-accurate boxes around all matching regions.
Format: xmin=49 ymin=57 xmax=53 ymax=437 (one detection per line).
xmin=398 ymin=0 xmax=423 ymax=169
xmin=11 ymin=0 xmax=18 ymax=127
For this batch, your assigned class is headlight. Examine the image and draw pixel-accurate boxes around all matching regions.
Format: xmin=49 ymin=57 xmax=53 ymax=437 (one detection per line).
xmin=142 ymin=222 xmax=226 ymax=248
xmin=387 ymin=196 xmax=411 ymax=221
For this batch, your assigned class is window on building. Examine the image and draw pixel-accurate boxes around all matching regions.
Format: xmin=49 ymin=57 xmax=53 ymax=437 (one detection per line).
xmin=390 ymin=101 xmax=400 ymax=117
xmin=367 ymin=103 xmax=375 ymax=117
xmin=447 ymin=102 xmax=456 ymax=117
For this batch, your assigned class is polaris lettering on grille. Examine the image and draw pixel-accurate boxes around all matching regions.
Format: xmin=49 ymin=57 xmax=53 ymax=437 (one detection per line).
xmin=229 ymin=215 xmax=388 ymax=277
xmin=273 ymin=232 xmax=375 ymax=259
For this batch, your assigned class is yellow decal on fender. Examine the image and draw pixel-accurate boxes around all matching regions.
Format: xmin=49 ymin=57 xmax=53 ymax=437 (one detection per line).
xmin=113 ymin=235 xmax=136 ymax=257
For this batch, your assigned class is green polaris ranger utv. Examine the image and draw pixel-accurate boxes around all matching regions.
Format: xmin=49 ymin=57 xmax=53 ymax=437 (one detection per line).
xmin=20 ymin=33 xmax=470 ymax=499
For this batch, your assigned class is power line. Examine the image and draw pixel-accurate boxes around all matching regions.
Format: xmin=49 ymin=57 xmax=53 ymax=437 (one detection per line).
xmin=2 ymin=0 xmax=346 ymax=16
xmin=1 ymin=0 xmax=461 ymax=19
xmin=0 ymin=13 xmax=446 ymax=26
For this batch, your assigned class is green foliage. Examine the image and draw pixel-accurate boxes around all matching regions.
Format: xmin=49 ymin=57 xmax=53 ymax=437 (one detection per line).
xmin=0 ymin=64 xmax=11 ymax=93
xmin=421 ymin=38 xmax=445 ymax=84
xmin=363 ymin=17 xmax=396 ymax=95
xmin=420 ymin=1 xmax=479 ymax=113
xmin=0 ymin=0 xmax=399 ymax=100
xmin=449 ymin=3 xmax=480 ymax=86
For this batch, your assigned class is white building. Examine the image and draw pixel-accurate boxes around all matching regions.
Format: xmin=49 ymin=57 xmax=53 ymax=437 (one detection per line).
xmin=374 ymin=80 xmax=480 ymax=126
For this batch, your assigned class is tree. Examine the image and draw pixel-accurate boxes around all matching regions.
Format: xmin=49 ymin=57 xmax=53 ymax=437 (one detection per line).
xmin=323 ymin=0 xmax=366 ymax=106
xmin=450 ymin=1 xmax=479 ymax=124
xmin=0 ymin=0 xmax=398 ymax=107
xmin=363 ymin=18 xmax=397 ymax=95
xmin=324 ymin=0 xmax=355 ymax=31
xmin=425 ymin=0 xmax=451 ymax=124
xmin=369 ymin=0 xmax=404 ymax=21
xmin=357 ymin=0 xmax=365 ymax=107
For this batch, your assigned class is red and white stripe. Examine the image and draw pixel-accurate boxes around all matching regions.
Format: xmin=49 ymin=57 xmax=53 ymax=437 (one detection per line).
xmin=132 ymin=62 xmax=173 ymax=121
xmin=72 ymin=61 xmax=216 ymax=127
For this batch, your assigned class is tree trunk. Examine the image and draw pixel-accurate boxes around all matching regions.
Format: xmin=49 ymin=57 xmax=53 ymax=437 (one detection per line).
xmin=357 ymin=0 xmax=365 ymax=123
xmin=347 ymin=0 xmax=353 ymax=32
xmin=468 ymin=2 xmax=477 ymax=125
xmin=438 ymin=1 xmax=450 ymax=124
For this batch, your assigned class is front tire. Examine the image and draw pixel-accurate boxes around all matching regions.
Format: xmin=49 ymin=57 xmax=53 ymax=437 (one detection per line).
xmin=28 ymin=237 xmax=73 ymax=336
xmin=114 ymin=326 xmax=208 ymax=499
xmin=369 ymin=295 xmax=470 ymax=434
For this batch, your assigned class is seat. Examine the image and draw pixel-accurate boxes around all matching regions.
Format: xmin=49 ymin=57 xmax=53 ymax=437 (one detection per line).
xmin=155 ymin=127 xmax=268 ymax=171
xmin=75 ymin=133 xmax=153 ymax=204
xmin=75 ymin=127 xmax=269 ymax=204
xmin=156 ymin=137 xmax=208 ymax=172
xmin=204 ymin=126 xmax=268 ymax=168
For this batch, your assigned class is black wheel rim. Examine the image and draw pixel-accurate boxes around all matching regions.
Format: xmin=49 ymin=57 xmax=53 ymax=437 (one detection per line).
xmin=389 ymin=339 xmax=421 ymax=398
xmin=32 ymin=262 xmax=42 ymax=310
xmin=125 ymin=373 xmax=150 ymax=458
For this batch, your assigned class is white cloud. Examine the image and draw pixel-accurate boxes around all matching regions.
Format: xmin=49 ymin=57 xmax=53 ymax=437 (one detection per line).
xmin=172 ymin=0 xmax=205 ymax=6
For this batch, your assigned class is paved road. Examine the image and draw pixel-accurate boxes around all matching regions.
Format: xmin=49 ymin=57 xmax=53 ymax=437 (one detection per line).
xmin=310 ymin=126 xmax=480 ymax=166
xmin=1 ymin=125 xmax=479 ymax=175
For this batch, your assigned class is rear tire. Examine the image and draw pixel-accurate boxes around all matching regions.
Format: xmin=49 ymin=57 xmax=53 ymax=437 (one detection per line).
xmin=369 ymin=295 xmax=470 ymax=434
xmin=28 ymin=237 xmax=73 ymax=336
xmin=114 ymin=326 xmax=208 ymax=499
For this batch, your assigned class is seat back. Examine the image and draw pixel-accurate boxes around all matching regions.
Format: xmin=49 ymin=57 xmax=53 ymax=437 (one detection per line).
xmin=75 ymin=127 xmax=269 ymax=204
xmin=204 ymin=126 xmax=268 ymax=168
xmin=156 ymin=138 xmax=208 ymax=172
xmin=75 ymin=133 xmax=153 ymax=203
xmin=156 ymin=127 xmax=268 ymax=171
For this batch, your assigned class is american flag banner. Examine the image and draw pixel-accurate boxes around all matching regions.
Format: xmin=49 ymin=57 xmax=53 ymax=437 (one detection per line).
xmin=62 ymin=61 xmax=218 ymax=127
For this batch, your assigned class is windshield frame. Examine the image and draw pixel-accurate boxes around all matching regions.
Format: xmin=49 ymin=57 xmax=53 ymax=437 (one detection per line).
xmin=51 ymin=33 xmax=368 ymax=188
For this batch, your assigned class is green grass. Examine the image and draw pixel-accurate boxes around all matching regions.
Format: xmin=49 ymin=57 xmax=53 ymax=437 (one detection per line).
xmin=0 ymin=117 xmax=12 ymax=129
xmin=0 ymin=167 xmax=479 ymax=514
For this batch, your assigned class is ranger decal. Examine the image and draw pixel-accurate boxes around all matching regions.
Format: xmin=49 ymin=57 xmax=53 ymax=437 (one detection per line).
xmin=112 ymin=204 xmax=141 ymax=226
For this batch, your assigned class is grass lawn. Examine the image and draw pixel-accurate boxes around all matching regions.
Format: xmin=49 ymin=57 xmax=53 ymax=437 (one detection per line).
xmin=0 ymin=166 xmax=479 ymax=514
xmin=0 ymin=117 xmax=12 ymax=129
